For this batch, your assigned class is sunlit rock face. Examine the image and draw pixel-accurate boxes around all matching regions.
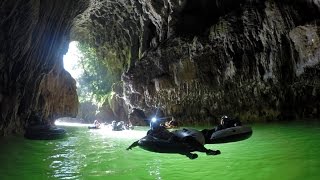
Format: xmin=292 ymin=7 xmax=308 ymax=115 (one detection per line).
xmin=38 ymin=67 xmax=78 ymax=121
xmin=96 ymin=82 xmax=128 ymax=124
xmin=0 ymin=0 xmax=86 ymax=135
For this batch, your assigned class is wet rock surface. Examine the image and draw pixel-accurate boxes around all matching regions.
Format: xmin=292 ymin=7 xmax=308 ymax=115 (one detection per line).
xmin=108 ymin=0 xmax=320 ymax=124
xmin=0 ymin=0 xmax=86 ymax=135
xmin=0 ymin=0 xmax=319 ymax=135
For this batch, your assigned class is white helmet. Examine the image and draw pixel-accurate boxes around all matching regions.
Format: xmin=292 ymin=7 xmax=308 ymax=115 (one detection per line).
xmin=221 ymin=115 xmax=228 ymax=120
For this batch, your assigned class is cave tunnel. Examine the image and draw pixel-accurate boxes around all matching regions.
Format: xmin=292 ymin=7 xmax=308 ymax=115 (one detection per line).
xmin=0 ymin=0 xmax=319 ymax=136
xmin=0 ymin=0 xmax=320 ymax=179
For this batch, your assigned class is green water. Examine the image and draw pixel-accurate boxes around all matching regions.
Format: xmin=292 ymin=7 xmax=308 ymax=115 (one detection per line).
xmin=0 ymin=122 xmax=319 ymax=180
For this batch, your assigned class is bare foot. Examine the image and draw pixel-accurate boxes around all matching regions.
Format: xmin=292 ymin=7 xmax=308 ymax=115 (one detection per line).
xmin=186 ymin=153 xmax=198 ymax=159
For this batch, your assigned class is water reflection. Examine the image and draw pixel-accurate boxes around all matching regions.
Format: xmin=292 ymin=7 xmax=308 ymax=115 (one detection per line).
xmin=147 ymin=159 xmax=162 ymax=180
xmin=0 ymin=123 xmax=319 ymax=179
xmin=45 ymin=126 xmax=144 ymax=179
xmin=89 ymin=128 xmax=146 ymax=140
xmin=47 ymin=137 xmax=85 ymax=179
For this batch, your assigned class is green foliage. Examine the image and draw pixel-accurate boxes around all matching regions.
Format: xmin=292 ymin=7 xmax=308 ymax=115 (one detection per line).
xmin=100 ymin=47 xmax=122 ymax=77
xmin=76 ymin=42 xmax=118 ymax=104
xmin=103 ymin=91 xmax=115 ymax=106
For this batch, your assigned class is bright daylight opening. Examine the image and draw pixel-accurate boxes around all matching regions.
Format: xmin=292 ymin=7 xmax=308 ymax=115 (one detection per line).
xmin=63 ymin=41 xmax=83 ymax=79
xmin=54 ymin=120 xmax=145 ymax=139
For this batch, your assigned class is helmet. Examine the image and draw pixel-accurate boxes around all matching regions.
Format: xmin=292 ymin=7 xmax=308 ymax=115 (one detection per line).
xmin=150 ymin=118 xmax=160 ymax=130
xmin=221 ymin=115 xmax=228 ymax=120
xmin=220 ymin=115 xmax=229 ymax=125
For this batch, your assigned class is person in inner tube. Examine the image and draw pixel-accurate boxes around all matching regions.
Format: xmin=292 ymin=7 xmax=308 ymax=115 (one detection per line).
xmin=147 ymin=117 xmax=175 ymax=140
xmin=215 ymin=115 xmax=242 ymax=131
xmin=117 ymin=121 xmax=126 ymax=131
xmin=111 ymin=120 xmax=119 ymax=130
xmin=147 ymin=117 xmax=219 ymax=155
xmin=93 ymin=119 xmax=101 ymax=128
xmin=215 ymin=116 xmax=228 ymax=131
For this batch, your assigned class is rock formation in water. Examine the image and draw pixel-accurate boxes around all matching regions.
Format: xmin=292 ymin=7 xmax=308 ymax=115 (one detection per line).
xmin=0 ymin=0 xmax=86 ymax=135
xmin=73 ymin=0 xmax=320 ymax=125
xmin=0 ymin=0 xmax=319 ymax=135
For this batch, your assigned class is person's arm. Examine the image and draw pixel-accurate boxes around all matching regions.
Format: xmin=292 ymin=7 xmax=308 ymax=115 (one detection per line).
xmin=126 ymin=141 xmax=139 ymax=150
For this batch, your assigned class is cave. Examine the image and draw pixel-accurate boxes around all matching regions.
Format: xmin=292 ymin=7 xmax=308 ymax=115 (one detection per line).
xmin=1 ymin=0 xmax=320 ymax=136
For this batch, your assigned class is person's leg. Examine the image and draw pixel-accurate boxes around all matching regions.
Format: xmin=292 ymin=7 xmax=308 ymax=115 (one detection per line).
xmin=184 ymin=152 xmax=198 ymax=159
xmin=183 ymin=136 xmax=221 ymax=155
xmin=201 ymin=128 xmax=215 ymax=144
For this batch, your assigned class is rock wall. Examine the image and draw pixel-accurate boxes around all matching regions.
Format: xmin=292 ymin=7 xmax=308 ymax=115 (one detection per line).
xmin=1 ymin=0 xmax=319 ymax=135
xmin=0 ymin=0 xmax=86 ymax=135
xmin=126 ymin=0 xmax=320 ymax=124
xmin=74 ymin=0 xmax=319 ymax=124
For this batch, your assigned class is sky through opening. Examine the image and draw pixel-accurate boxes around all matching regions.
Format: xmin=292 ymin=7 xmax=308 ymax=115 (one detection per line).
xmin=63 ymin=41 xmax=82 ymax=79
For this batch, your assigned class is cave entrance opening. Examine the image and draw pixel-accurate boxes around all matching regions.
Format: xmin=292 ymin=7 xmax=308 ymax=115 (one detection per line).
xmin=63 ymin=41 xmax=83 ymax=79
xmin=62 ymin=41 xmax=116 ymax=124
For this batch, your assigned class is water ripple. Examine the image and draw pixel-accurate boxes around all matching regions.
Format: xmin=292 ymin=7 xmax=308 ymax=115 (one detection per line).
xmin=0 ymin=124 xmax=319 ymax=179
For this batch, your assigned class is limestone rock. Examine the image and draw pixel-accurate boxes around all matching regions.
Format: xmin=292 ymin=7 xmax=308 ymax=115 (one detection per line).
xmin=1 ymin=0 xmax=320 ymax=136
xmin=0 ymin=0 xmax=87 ymax=135
xmin=71 ymin=0 xmax=320 ymax=124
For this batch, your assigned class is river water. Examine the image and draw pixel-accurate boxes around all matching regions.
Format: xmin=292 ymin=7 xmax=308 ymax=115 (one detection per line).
xmin=0 ymin=121 xmax=319 ymax=180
